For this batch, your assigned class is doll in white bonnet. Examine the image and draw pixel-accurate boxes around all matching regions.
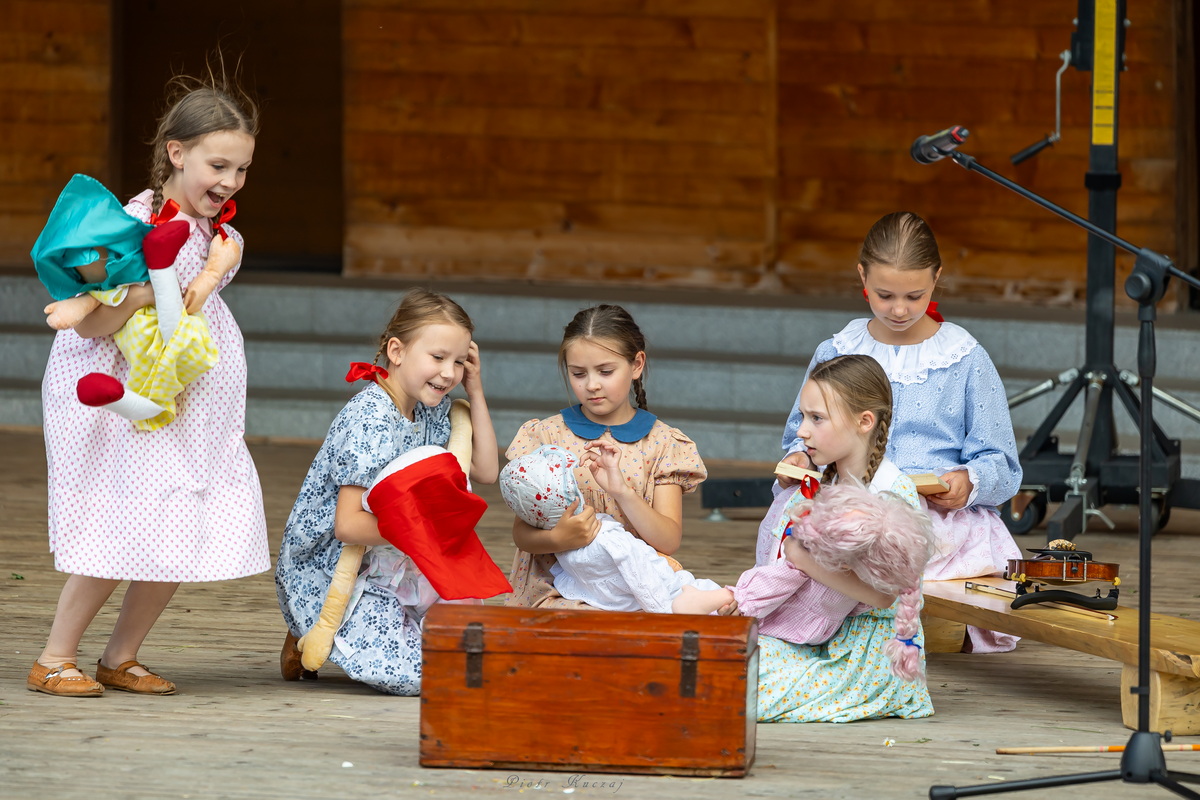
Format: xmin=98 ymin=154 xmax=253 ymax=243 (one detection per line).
xmin=500 ymin=445 xmax=732 ymax=615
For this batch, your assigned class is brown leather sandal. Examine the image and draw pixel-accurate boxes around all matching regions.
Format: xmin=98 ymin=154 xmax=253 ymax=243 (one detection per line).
xmin=280 ymin=631 xmax=318 ymax=681
xmin=27 ymin=661 xmax=104 ymax=697
xmin=96 ymin=660 xmax=176 ymax=695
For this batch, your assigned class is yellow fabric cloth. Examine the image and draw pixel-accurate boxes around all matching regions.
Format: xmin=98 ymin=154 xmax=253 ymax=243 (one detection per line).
xmin=113 ymin=306 xmax=218 ymax=431
xmin=90 ymin=286 xmax=132 ymax=307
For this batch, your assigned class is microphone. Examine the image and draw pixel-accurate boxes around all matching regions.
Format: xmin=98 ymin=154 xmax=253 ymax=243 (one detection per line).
xmin=910 ymin=126 xmax=970 ymax=165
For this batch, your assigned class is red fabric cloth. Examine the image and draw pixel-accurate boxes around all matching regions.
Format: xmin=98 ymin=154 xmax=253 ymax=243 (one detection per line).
xmin=367 ymin=452 xmax=511 ymax=600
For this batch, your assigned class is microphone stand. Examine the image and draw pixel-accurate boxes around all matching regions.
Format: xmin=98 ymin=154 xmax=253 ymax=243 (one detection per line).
xmin=926 ymin=147 xmax=1200 ymax=798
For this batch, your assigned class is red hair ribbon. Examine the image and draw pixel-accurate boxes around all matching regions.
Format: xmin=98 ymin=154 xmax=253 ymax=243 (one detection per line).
xmin=862 ymin=289 xmax=945 ymax=322
xmin=346 ymin=362 xmax=389 ymax=383
xmin=778 ymin=479 xmax=819 ymax=559
xmin=149 ymin=199 xmax=180 ymax=226
xmin=212 ymin=200 xmax=237 ymax=241
xmin=799 ymin=474 xmax=820 ymax=499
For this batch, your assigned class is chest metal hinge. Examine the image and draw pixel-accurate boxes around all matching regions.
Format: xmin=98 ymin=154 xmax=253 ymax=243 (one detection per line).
xmin=680 ymin=630 xmax=700 ymax=698
xmin=463 ymin=622 xmax=484 ymax=688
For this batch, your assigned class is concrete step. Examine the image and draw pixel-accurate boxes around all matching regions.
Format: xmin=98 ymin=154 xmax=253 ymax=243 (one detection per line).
xmin=4 ymin=271 xmax=1200 ymax=474
xmin=6 ymin=322 xmax=1200 ymax=454
xmin=8 ymin=271 xmax=1200 ymax=381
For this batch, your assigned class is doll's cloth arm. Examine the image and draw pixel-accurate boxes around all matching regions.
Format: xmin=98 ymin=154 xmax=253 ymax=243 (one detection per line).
xmin=732 ymin=560 xmax=811 ymax=619
xmin=184 ymin=234 xmax=241 ymax=314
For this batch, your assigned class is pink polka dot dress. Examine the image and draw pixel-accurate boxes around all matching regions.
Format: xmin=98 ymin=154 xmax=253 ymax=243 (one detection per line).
xmin=40 ymin=190 xmax=270 ymax=582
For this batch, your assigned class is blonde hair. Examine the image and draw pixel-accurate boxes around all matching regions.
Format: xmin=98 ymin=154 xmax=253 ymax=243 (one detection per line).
xmin=370 ymin=289 xmax=474 ymax=410
xmin=148 ymin=54 xmax=260 ymax=215
xmin=807 ymin=354 xmax=892 ymax=485
xmin=859 ymin=211 xmax=941 ymax=276
xmin=558 ymin=304 xmax=649 ymax=410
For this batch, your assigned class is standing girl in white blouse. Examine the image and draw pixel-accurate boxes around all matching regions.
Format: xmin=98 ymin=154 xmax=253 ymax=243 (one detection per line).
xmin=780 ymin=211 xmax=1023 ymax=653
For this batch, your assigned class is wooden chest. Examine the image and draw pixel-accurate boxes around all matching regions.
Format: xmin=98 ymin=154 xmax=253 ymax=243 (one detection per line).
xmin=420 ymin=604 xmax=759 ymax=777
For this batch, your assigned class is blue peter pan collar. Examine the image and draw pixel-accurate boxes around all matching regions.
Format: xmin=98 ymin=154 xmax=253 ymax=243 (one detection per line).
xmin=560 ymin=404 xmax=658 ymax=443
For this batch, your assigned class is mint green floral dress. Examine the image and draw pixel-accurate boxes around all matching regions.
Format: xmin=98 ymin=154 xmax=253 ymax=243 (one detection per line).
xmin=755 ymin=459 xmax=935 ymax=722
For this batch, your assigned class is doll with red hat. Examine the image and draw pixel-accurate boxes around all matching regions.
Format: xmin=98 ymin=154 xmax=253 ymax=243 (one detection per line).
xmin=276 ymin=289 xmax=506 ymax=695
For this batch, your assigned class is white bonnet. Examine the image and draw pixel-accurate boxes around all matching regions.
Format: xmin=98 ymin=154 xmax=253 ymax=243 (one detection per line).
xmin=499 ymin=445 xmax=581 ymax=529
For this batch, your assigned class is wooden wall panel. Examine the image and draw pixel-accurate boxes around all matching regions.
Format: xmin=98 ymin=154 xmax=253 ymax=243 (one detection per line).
xmin=343 ymin=0 xmax=776 ymax=288
xmin=773 ymin=0 xmax=1181 ymax=303
xmin=344 ymin=0 xmax=1185 ymax=303
xmin=1 ymin=0 xmax=110 ymax=263
xmin=1 ymin=0 xmax=1187 ymax=308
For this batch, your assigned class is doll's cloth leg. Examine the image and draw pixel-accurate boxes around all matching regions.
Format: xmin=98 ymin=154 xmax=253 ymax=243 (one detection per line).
xmin=921 ymin=504 xmax=1020 ymax=653
xmin=142 ymin=220 xmax=190 ymax=344
xmin=111 ymin=307 xmax=218 ymax=431
xmin=148 ymin=266 xmax=183 ymax=345
xmin=76 ymin=373 xmax=164 ymax=421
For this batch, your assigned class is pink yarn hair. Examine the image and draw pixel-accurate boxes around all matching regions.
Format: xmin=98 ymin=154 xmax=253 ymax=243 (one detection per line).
xmin=788 ymin=481 xmax=934 ymax=682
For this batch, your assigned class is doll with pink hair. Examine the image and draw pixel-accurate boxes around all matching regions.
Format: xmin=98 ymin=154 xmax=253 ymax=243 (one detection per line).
xmin=740 ymin=481 xmax=932 ymax=681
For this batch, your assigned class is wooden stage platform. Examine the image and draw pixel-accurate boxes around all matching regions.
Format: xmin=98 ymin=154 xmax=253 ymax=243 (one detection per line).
xmin=2 ymin=428 xmax=1197 ymax=799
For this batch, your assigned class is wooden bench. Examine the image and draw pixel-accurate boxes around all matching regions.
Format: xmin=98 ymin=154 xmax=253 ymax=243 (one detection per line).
xmin=921 ymin=577 xmax=1200 ymax=735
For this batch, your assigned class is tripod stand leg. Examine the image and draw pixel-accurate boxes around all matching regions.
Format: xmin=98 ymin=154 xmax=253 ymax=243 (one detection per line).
xmin=1156 ymin=775 xmax=1200 ymax=799
xmin=929 ymin=770 xmax=1122 ymax=798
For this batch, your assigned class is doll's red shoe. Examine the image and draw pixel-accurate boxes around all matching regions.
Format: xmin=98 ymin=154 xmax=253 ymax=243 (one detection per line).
xmin=142 ymin=219 xmax=189 ymax=270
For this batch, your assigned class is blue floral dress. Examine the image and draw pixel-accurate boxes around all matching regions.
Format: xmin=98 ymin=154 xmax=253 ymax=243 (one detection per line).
xmin=275 ymin=383 xmax=451 ymax=695
xmin=755 ymin=460 xmax=935 ymax=723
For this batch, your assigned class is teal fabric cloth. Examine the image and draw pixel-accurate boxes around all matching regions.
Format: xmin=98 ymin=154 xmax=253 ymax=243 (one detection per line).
xmin=31 ymin=174 xmax=152 ymax=300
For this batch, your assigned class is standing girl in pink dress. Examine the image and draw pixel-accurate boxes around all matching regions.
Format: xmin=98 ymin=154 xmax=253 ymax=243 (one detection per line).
xmin=28 ymin=72 xmax=269 ymax=697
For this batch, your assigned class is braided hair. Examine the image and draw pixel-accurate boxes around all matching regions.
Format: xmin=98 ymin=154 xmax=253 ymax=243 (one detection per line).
xmin=558 ymin=304 xmax=649 ymax=411
xmin=807 ymin=354 xmax=893 ymax=485
xmin=147 ymin=54 xmax=259 ymax=214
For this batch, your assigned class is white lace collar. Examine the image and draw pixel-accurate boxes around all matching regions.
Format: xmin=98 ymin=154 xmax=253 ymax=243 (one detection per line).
xmin=831 ymin=318 xmax=978 ymax=385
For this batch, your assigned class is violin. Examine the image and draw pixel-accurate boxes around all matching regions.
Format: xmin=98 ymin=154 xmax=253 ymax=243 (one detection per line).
xmin=1003 ymin=539 xmax=1121 ymax=611
xmin=1005 ymin=553 xmax=1120 ymax=585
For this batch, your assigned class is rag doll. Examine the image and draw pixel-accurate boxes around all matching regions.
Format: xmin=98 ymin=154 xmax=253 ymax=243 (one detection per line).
xmin=32 ymin=174 xmax=241 ymax=429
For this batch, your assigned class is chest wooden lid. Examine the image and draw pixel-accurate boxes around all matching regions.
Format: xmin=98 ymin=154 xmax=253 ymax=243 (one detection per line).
xmin=423 ymin=604 xmax=758 ymax=662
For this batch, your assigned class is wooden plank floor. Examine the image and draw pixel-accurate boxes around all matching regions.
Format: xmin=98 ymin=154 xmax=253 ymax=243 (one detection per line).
xmin=2 ymin=428 xmax=1198 ymax=799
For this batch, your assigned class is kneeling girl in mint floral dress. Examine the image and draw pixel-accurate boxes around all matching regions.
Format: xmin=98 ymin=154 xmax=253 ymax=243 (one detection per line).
xmin=756 ymin=354 xmax=935 ymax=722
